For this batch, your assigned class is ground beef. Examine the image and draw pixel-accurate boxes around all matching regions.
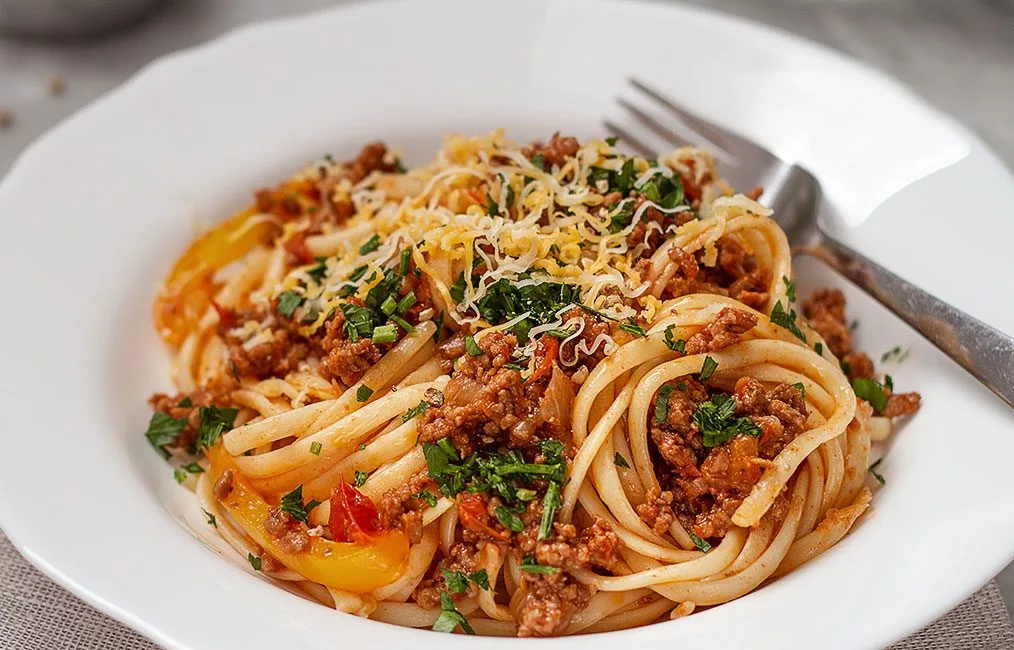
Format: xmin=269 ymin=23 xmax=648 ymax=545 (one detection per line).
xmin=684 ymin=307 xmax=758 ymax=355
xmin=437 ymin=331 xmax=467 ymax=373
xmin=377 ymin=471 xmax=434 ymax=544
xmin=416 ymin=331 xmax=547 ymax=456
xmin=883 ymin=392 xmax=921 ymax=418
xmin=522 ymin=133 xmax=580 ymax=169
xmin=733 ymin=377 xmax=808 ymax=459
xmin=625 ymin=197 xmax=697 ymax=252
xmin=217 ymin=305 xmax=312 ymax=381
xmin=682 ymin=434 xmax=763 ymax=539
xmin=647 ymin=376 xmax=810 ymax=540
xmin=636 ymin=488 xmax=675 ymax=535
xmin=263 ymin=507 xmax=311 ymax=554
xmin=149 ymin=383 xmax=235 ymax=451
xmin=317 ymin=311 xmax=383 ymax=386
xmin=802 ymin=289 xmax=851 ymax=358
xmin=802 ymin=289 xmax=921 ymax=418
xmin=413 ymin=541 xmax=482 ymax=609
xmin=659 ymin=237 xmax=770 ymax=309
xmin=517 ymin=572 xmax=590 ymax=637
xmin=515 ymin=517 xmax=619 ymax=573
xmin=558 ymin=308 xmax=610 ymax=372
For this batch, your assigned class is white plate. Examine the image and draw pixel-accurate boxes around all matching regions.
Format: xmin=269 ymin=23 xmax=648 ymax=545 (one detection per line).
xmin=2 ymin=1 xmax=1013 ymax=648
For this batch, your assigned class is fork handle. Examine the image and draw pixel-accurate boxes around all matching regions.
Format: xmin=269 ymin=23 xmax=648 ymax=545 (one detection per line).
xmin=808 ymin=235 xmax=1014 ymax=409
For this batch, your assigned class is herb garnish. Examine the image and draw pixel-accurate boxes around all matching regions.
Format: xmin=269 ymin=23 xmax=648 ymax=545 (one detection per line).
xmin=277 ymin=485 xmax=321 ymax=524
xmin=144 ymin=412 xmax=186 ymax=459
xmin=520 ymin=556 xmax=560 ymax=574
xmin=699 ymin=356 xmax=718 ymax=381
xmin=664 ymin=325 xmax=686 ymax=353
xmin=413 ymin=490 xmax=438 ymax=507
xmin=614 ymin=453 xmax=630 ymax=469
xmin=782 ymin=275 xmax=796 ymax=302
xmin=432 ymin=592 xmax=475 ymax=635
xmin=852 ymin=378 xmax=888 ymax=413
xmin=403 ymin=400 xmax=430 ymax=422
xmin=689 ymin=533 xmax=712 ymax=553
xmin=194 ymin=406 xmax=238 ymax=452
xmin=868 ymin=458 xmax=886 ymax=485
xmin=356 ymin=384 xmax=374 ymax=402
xmin=202 ymin=508 xmax=217 ymax=527
xmin=654 ymin=383 xmax=675 ymax=424
xmin=359 ymin=234 xmax=382 ymax=255
xmin=693 ymin=394 xmax=762 ymax=448
xmin=354 ymin=470 xmax=369 ymax=487
xmin=276 ymin=291 xmax=303 ymax=317
xmin=310 ymin=441 xmax=323 ymax=456
xmin=770 ymin=301 xmax=806 ymax=341
xmin=247 ymin=554 xmax=262 ymax=571
xmin=619 ymin=318 xmax=647 ymax=337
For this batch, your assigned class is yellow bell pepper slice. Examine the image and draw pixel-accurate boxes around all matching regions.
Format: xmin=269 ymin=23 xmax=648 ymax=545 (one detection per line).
xmin=207 ymin=445 xmax=408 ymax=593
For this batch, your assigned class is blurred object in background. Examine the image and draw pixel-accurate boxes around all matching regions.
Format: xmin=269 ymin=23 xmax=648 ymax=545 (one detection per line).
xmin=0 ymin=0 xmax=164 ymax=39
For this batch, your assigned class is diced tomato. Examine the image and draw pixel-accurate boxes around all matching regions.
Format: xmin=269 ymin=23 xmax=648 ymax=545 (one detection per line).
xmin=329 ymin=481 xmax=382 ymax=543
xmin=527 ymin=336 xmax=559 ymax=384
xmin=458 ymin=493 xmax=509 ymax=541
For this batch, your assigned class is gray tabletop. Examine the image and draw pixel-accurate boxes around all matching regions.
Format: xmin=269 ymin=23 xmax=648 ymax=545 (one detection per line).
xmin=2 ymin=1 xmax=1013 ymax=648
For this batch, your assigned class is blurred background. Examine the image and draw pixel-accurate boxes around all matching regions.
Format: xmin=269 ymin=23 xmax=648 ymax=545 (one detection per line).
xmin=1 ymin=0 xmax=1012 ymax=647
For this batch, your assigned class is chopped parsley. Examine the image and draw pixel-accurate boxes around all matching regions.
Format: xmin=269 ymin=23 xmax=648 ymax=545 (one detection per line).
xmin=868 ymin=458 xmax=886 ymax=485
xmin=432 ymin=592 xmax=475 ymax=635
xmin=770 ymin=301 xmax=806 ymax=342
xmin=174 ymin=461 xmax=204 ymax=483
xmin=619 ymin=318 xmax=647 ymax=337
xmin=441 ymin=568 xmax=471 ymax=594
xmin=144 ymin=411 xmax=186 ymax=459
xmin=413 ymin=490 xmax=438 ymax=507
xmin=689 ymin=532 xmax=712 ymax=553
xmin=277 ymin=485 xmax=321 ymax=524
xmin=371 ymin=323 xmax=399 ymax=343
xmin=173 ymin=467 xmax=188 ymax=484
xmin=486 ymin=192 xmax=501 ymax=217
xmin=613 ymin=453 xmax=630 ymax=469
xmin=403 ymin=400 xmax=429 ymax=422
xmin=782 ymin=275 xmax=796 ymax=302
xmin=353 ymin=470 xmax=369 ymax=487
xmin=520 ymin=556 xmax=559 ymax=574
xmin=884 ymin=374 xmax=894 ymax=392
xmin=654 ymin=383 xmax=675 ymax=423
xmin=881 ymin=345 xmax=909 ymax=363
xmin=852 ymin=378 xmax=888 ymax=413
xmin=605 ymin=135 xmax=619 ymax=146
xmin=664 ymin=325 xmax=686 ymax=353
xmin=306 ymin=257 xmax=328 ymax=282
xmin=202 ymin=508 xmax=217 ymax=528
xmin=310 ymin=441 xmax=323 ymax=456
xmin=791 ymin=382 xmax=806 ymax=399
xmin=247 ymin=554 xmax=262 ymax=571
xmin=177 ymin=396 xmax=192 ymax=408
xmin=359 ymin=234 xmax=382 ymax=255
xmin=469 ymin=569 xmax=491 ymax=591
xmin=699 ymin=356 xmax=718 ymax=381
xmin=606 ymin=199 xmax=636 ymax=233
xmin=356 ymin=384 xmax=374 ymax=402
xmin=469 ymin=277 xmax=582 ymax=343
xmin=538 ymin=481 xmax=561 ymax=540
xmin=276 ymin=291 xmax=303 ymax=317
xmin=530 ymin=154 xmax=546 ymax=171
xmin=495 ymin=506 xmax=525 ymax=533
xmin=693 ymin=394 xmax=762 ymax=448
xmin=814 ymin=342 xmax=824 ymax=356
xmin=464 ymin=335 xmax=482 ymax=357
xmin=194 ymin=406 xmax=238 ymax=452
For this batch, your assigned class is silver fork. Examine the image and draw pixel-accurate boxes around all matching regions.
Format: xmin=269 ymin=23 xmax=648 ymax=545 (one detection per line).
xmin=607 ymin=78 xmax=1014 ymax=409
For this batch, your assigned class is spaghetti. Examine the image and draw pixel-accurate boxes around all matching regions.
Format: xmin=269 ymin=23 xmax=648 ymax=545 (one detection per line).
xmin=145 ymin=131 xmax=920 ymax=636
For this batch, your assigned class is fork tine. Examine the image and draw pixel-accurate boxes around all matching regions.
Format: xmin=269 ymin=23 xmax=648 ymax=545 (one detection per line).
xmin=629 ymin=78 xmax=745 ymax=155
xmin=615 ymin=98 xmax=695 ymax=150
xmin=602 ymin=119 xmax=657 ymax=158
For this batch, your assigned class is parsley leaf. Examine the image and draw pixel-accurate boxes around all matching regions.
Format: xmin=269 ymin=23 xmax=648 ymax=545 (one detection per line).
xmin=693 ymin=394 xmax=762 ymax=448
xmin=495 ymin=506 xmax=525 ymax=532
xmin=441 ymin=568 xmax=471 ymax=594
xmin=310 ymin=441 xmax=322 ymax=456
xmin=144 ymin=411 xmax=186 ymax=459
xmin=276 ymin=291 xmax=303 ymax=317
xmin=356 ymin=384 xmax=374 ymax=402
xmin=464 ymin=335 xmax=482 ymax=357
xmin=699 ymin=356 xmax=718 ymax=381
xmin=177 ymin=396 xmax=192 ymax=408
xmin=469 ymin=569 xmax=491 ymax=591
xmin=605 ymin=136 xmax=619 ymax=146
xmin=413 ymin=490 xmax=438 ymax=507
xmin=530 ymin=154 xmax=546 ymax=171
xmin=277 ymin=484 xmax=320 ymax=524
xmin=619 ymin=318 xmax=647 ymax=337
xmin=402 ymin=400 xmax=429 ymax=422
xmin=814 ymin=342 xmax=824 ymax=356
xmin=689 ymin=532 xmax=712 ymax=553
xmin=194 ymin=406 xmax=238 ymax=452
xmin=202 ymin=508 xmax=217 ymax=527
xmin=770 ymin=301 xmax=806 ymax=342
xmin=881 ymin=345 xmax=908 ymax=363
xmin=654 ymin=383 xmax=675 ymax=424
xmin=782 ymin=275 xmax=796 ymax=302
xmin=359 ymin=234 xmax=382 ymax=255
xmin=520 ymin=555 xmax=559 ymax=574
xmin=852 ymin=377 xmax=888 ymax=413
xmin=538 ymin=481 xmax=561 ymax=540
xmin=868 ymin=458 xmax=886 ymax=485
xmin=664 ymin=325 xmax=686 ymax=353
xmin=248 ymin=554 xmax=262 ymax=571
xmin=614 ymin=453 xmax=630 ymax=469
xmin=791 ymin=382 xmax=806 ymax=399
xmin=433 ymin=592 xmax=475 ymax=635
xmin=606 ymin=199 xmax=635 ymax=233
xmin=354 ymin=470 xmax=369 ymax=487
